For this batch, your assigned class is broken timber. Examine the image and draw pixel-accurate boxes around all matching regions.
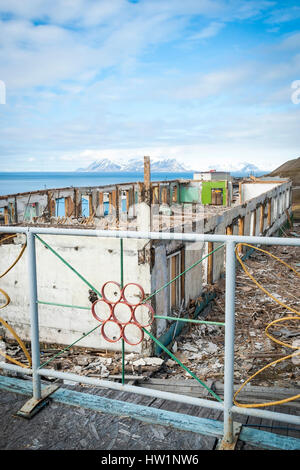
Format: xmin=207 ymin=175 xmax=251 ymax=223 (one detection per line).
xmin=135 ymin=379 xmax=300 ymax=410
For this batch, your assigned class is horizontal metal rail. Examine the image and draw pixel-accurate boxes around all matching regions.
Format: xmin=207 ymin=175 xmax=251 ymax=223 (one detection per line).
xmin=1 ymin=225 xmax=300 ymax=247
xmin=0 ymin=361 xmax=298 ymax=426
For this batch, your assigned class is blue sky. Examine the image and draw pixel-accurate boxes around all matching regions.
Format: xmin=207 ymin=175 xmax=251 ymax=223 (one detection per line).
xmin=0 ymin=0 xmax=300 ymax=172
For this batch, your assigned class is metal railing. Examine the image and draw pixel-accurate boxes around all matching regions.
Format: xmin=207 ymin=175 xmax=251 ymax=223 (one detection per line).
xmin=0 ymin=225 xmax=300 ymax=444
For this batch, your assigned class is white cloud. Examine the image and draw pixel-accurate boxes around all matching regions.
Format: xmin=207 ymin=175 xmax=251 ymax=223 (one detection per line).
xmin=278 ymin=32 xmax=300 ymax=51
xmin=265 ymin=5 xmax=300 ymax=24
xmin=188 ymin=21 xmax=225 ymax=40
xmin=172 ymin=66 xmax=252 ymax=100
xmin=0 ymin=0 xmax=299 ymax=173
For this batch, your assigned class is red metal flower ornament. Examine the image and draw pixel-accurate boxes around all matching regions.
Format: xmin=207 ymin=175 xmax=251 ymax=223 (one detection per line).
xmin=91 ymin=282 xmax=154 ymax=346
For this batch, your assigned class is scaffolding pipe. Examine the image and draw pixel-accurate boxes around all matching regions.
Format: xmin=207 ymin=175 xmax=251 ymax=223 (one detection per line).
xmin=223 ymin=241 xmax=236 ymax=443
xmin=0 ymin=362 xmax=33 ymax=375
xmin=27 ymin=231 xmax=41 ymax=400
xmin=232 ymin=405 xmax=300 ymax=426
xmin=0 ymin=361 xmax=298 ymax=426
xmin=1 ymin=226 xmax=300 ymax=248
xmin=37 ymin=368 xmax=224 ymax=411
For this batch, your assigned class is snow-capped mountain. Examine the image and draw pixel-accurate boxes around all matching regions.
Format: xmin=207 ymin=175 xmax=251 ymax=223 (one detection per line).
xmin=206 ymin=161 xmax=266 ymax=175
xmin=239 ymin=163 xmax=263 ymax=174
xmin=77 ymin=157 xmax=190 ymax=172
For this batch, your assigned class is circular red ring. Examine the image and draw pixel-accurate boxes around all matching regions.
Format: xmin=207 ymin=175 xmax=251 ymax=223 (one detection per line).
xmin=121 ymin=283 xmax=145 ymax=306
xmin=101 ymin=319 xmax=123 ymax=343
xmin=91 ymin=299 xmax=113 ymax=323
xmin=101 ymin=281 xmax=122 ymax=304
xmin=133 ymin=303 xmax=155 ymax=328
xmin=122 ymin=322 xmax=144 ymax=346
xmin=112 ymin=301 xmax=134 ymax=325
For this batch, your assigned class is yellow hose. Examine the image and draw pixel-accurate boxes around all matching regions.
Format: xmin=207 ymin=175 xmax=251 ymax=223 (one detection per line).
xmin=0 ymin=235 xmax=32 ymax=368
xmin=234 ymin=243 xmax=300 ymax=408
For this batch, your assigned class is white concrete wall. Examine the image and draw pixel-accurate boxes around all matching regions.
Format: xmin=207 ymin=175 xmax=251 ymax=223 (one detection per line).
xmin=0 ymin=234 xmax=152 ymax=353
xmin=241 ymin=183 xmax=279 ymax=202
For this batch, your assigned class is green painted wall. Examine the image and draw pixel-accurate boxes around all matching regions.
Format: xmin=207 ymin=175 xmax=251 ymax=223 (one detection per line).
xmin=201 ymin=181 xmax=227 ymax=205
xmin=179 ymin=185 xmax=200 ymax=203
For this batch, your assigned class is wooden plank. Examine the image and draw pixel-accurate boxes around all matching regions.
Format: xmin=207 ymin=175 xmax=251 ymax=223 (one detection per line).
xmin=238 ymin=216 xmax=244 ymax=255
xmin=65 ymin=196 xmax=74 ymax=217
xmin=252 ymin=209 xmax=257 ymax=236
xmin=89 ymin=194 xmax=93 ymax=217
xmin=171 ymin=255 xmax=176 ymax=308
xmin=99 ymin=192 xmax=104 ymax=216
xmin=180 ymin=246 xmax=185 ymax=303
xmin=74 ymin=188 xmax=80 ymax=218
xmin=260 ymin=203 xmax=265 ymax=234
xmin=16 ymin=384 xmax=59 ymax=419
xmin=0 ymin=375 xmax=225 ymax=438
xmin=50 ymin=200 xmax=56 ymax=218
xmin=207 ymin=241 xmax=213 ymax=284
xmin=4 ymin=207 xmax=9 ymax=225
xmin=144 ymin=156 xmax=151 ymax=206
xmin=138 ymin=182 xmax=144 ymax=204
xmin=172 ymin=184 xmax=178 ymax=203
xmin=109 ymin=192 xmax=112 ymax=214
xmin=239 ymin=182 xmax=242 ymax=204
xmin=111 ymin=190 xmax=116 ymax=212
xmin=153 ymin=185 xmax=159 ymax=204
xmin=162 ymin=187 xmax=168 ymax=204
xmin=239 ymin=426 xmax=300 ymax=450
xmin=115 ymin=186 xmax=120 ymax=221
xmin=144 ymin=157 xmax=151 ymax=191
xmin=226 ymin=181 xmax=229 ymax=206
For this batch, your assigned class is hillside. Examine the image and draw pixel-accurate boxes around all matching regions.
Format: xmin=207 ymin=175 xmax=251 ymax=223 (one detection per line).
xmin=269 ymin=157 xmax=300 ymax=219
xmin=269 ymin=157 xmax=300 ymax=185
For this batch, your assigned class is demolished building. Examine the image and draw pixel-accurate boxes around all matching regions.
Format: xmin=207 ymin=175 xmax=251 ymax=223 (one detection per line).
xmin=0 ymin=159 xmax=292 ymax=356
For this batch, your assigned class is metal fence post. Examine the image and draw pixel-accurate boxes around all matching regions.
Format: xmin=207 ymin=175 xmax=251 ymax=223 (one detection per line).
xmin=223 ymin=240 xmax=236 ymax=443
xmin=27 ymin=230 xmax=41 ymax=399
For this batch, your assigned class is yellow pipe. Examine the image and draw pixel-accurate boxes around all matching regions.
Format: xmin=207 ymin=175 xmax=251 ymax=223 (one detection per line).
xmin=0 ymin=235 xmax=31 ymax=368
xmin=234 ymin=243 xmax=300 ymax=408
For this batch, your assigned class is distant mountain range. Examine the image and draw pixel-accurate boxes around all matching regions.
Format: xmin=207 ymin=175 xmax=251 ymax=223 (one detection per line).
xmin=208 ymin=162 xmax=266 ymax=175
xmin=77 ymin=157 xmax=266 ymax=175
xmin=77 ymin=158 xmax=190 ymax=173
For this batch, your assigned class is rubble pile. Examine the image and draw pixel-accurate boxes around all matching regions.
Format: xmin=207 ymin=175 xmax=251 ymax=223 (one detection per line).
xmin=156 ymin=227 xmax=300 ymax=388
xmin=0 ymin=336 xmax=164 ymax=381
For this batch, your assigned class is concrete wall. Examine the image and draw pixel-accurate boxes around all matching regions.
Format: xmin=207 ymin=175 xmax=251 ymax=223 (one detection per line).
xmin=0 ymin=234 xmax=152 ymax=354
xmin=241 ymin=182 xmax=280 ymax=203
